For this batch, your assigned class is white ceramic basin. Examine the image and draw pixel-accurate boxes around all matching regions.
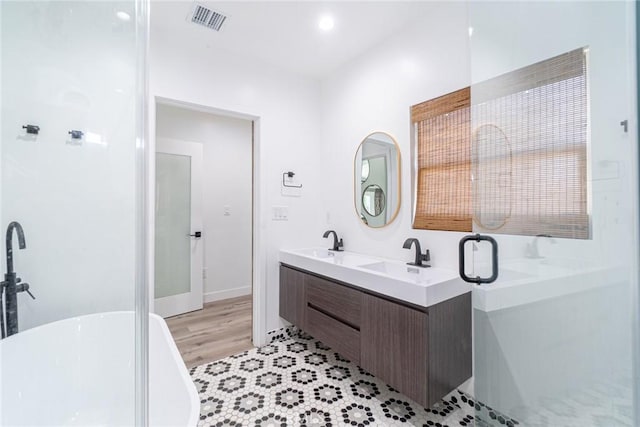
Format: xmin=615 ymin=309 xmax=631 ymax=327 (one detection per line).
xmin=359 ymin=261 xmax=456 ymax=285
xmin=293 ymin=247 xmax=335 ymax=259
xmin=541 ymin=258 xmax=590 ymax=270
xmin=329 ymin=253 xmax=379 ymax=266
xmin=501 ymin=257 xmax=593 ymax=275
xmin=361 ymin=261 xmax=424 ymax=275
xmin=495 ymin=268 xmax=532 ymax=281
xmin=281 ymin=247 xmax=379 ymax=267
xmin=279 ymin=248 xmax=470 ymax=307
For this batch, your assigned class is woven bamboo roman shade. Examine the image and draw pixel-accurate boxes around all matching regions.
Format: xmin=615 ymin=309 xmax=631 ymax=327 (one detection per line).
xmin=472 ymin=48 xmax=590 ymax=239
xmin=411 ymin=87 xmax=471 ymax=232
xmin=411 ymin=47 xmax=590 ymax=239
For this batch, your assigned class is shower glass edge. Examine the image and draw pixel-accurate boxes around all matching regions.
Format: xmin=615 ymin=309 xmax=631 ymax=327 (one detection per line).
xmin=135 ymin=0 xmax=150 ymax=425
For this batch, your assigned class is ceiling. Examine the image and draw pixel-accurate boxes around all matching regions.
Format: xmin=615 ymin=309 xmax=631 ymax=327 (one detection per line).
xmin=150 ymin=1 xmax=435 ymax=79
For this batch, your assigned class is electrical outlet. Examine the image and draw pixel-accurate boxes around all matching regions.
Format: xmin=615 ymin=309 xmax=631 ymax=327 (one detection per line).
xmin=224 ymin=205 xmax=231 ymax=216
xmin=202 ymin=268 xmax=207 ymax=279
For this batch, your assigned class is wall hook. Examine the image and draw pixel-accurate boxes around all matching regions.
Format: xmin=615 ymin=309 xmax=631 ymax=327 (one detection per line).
xmin=22 ymin=125 xmax=40 ymax=135
xmin=282 ymin=171 xmax=302 ymax=188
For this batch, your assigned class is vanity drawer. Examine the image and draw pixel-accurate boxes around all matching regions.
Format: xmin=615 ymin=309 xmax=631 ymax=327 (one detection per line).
xmin=306 ymin=305 xmax=360 ymax=363
xmin=306 ymin=275 xmax=361 ymax=327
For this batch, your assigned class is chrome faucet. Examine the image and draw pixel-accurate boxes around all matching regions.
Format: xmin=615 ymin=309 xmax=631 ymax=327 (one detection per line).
xmin=403 ymin=238 xmax=430 ymax=268
xmin=525 ymin=234 xmax=556 ymax=259
xmin=2 ymin=221 xmax=34 ymax=338
xmin=323 ymin=230 xmax=344 ymax=252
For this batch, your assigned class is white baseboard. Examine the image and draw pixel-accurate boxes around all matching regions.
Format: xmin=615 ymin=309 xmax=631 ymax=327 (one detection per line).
xmin=204 ymin=286 xmax=252 ymax=303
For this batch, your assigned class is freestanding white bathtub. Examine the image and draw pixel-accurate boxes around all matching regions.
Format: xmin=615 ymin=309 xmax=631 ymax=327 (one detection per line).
xmin=0 ymin=312 xmax=199 ymax=426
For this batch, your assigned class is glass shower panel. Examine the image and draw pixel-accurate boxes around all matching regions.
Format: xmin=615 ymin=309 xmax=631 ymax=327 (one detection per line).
xmin=0 ymin=1 xmax=146 ymax=424
xmin=468 ymin=2 xmax=637 ymax=426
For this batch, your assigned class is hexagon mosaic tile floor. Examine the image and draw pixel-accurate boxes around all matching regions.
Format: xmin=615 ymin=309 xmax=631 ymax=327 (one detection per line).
xmin=189 ymin=331 xmax=479 ymax=427
xmin=190 ymin=329 xmax=635 ymax=426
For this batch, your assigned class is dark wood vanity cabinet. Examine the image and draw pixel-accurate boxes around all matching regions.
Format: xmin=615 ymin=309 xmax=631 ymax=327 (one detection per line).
xmin=360 ymin=294 xmax=429 ymax=405
xmin=305 ymin=274 xmax=362 ymax=363
xmin=278 ymin=265 xmax=306 ymax=327
xmin=279 ymin=264 xmax=472 ymax=408
xmin=361 ymin=290 xmax=472 ymax=407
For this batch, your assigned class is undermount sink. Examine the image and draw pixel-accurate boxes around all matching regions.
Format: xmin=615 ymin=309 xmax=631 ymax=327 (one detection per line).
xmin=279 ymin=247 xmax=470 ymax=307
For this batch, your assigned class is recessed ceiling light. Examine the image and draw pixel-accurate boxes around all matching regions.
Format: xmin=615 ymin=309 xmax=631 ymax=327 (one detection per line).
xmin=116 ymin=11 xmax=131 ymax=22
xmin=318 ymin=15 xmax=334 ymax=31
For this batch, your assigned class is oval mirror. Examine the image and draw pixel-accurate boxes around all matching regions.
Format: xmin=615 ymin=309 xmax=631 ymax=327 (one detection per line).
xmin=354 ymin=131 xmax=401 ymax=228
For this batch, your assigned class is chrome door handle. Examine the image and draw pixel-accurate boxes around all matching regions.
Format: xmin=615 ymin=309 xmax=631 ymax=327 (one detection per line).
xmin=187 ymin=231 xmax=202 ymax=238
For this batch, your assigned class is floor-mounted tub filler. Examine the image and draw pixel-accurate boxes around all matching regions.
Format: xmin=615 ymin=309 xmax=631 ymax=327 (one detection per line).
xmin=0 ymin=312 xmax=199 ymax=426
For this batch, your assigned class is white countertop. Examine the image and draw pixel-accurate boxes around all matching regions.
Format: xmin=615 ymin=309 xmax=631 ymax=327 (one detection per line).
xmin=472 ymin=257 xmax=626 ymax=312
xmin=279 ymin=247 xmax=471 ymax=308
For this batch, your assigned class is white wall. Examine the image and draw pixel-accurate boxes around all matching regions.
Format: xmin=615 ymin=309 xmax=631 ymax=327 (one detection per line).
xmin=155 ymin=104 xmax=253 ymax=302
xmin=149 ymin=11 xmax=324 ymax=337
xmin=320 ymin=3 xmax=471 ymax=269
xmin=1 ymin=1 xmax=138 ymax=330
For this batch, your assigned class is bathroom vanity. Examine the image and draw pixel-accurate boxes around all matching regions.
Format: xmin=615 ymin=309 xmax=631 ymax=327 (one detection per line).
xmin=279 ymin=248 xmax=472 ymax=408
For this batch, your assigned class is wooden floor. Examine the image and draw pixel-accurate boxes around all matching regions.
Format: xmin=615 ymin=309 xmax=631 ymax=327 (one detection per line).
xmin=166 ymin=295 xmax=254 ymax=368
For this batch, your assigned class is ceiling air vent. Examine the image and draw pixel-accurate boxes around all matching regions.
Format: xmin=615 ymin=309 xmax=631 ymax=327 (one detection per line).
xmin=189 ymin=4 xmax=227 ymax=31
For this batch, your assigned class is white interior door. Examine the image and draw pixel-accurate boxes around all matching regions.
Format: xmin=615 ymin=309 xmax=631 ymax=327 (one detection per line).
xmin=154 ymin=138 xmax=204 ymax=318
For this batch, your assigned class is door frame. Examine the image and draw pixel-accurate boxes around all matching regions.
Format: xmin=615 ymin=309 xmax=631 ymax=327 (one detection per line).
xmin=148 ymin=95 xmax=266 ymax=346
xmin=154 ymin=138 xmax=204 ymax=318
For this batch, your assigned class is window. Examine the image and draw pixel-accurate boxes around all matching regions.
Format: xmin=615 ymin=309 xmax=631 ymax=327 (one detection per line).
xmin=411 ymin=87 xmax=471 ymax=232
xmin=412 ymin=48 xmax=590 ymax=239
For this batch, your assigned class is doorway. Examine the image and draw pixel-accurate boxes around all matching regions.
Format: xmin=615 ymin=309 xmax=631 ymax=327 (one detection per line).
xmin=153 ymin=100 xmax=255 ymax=365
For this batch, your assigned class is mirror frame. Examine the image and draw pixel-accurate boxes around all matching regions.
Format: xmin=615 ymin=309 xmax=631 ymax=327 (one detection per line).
xmin=353 ymin=131 xmax=401 ymax=228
